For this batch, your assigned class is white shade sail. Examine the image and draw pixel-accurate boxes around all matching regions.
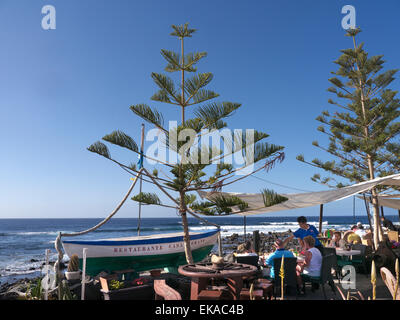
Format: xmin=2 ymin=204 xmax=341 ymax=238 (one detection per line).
xmin=198 ymin=173 xmax=400 ymax=216
xmin=376 ymin=197 xmax=400 ymax=210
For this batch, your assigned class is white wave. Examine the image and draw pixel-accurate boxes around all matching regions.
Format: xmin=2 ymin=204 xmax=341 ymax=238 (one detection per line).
xmin=190 ymin=221 xmax=351 ymax=238
xmin=13 ymin=231 xmax=65 ymax=236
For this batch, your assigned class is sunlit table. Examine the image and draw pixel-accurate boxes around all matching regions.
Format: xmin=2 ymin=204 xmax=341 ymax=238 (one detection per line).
xmin=335 ymin=248 xmax=361 ymax=257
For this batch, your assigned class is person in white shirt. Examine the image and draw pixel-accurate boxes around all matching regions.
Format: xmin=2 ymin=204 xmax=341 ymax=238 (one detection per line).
xmin=355 ymin=222 xmax=367 ymax=238
xmin=296 ymin=235 xmax=322 ymax=294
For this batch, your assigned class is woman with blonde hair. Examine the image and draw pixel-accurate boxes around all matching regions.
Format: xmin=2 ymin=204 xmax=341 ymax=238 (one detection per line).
xmin=296 ymin=235 xmax=323 ymax=294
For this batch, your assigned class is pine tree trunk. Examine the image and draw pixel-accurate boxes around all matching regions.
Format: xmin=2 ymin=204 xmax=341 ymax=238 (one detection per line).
xmin=180 ymin=191 xmax=194 ymax=264
xmin=354 ymin=32 xmax=383 ymax=249
xmin=178 ymin=35 xmax=193 ymax=264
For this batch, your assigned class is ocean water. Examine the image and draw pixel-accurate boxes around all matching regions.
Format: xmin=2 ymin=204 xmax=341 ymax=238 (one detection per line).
xmin=0 ymin=215 xmax=398 ymax=284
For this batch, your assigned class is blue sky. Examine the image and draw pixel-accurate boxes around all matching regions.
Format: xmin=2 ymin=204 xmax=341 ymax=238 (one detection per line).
xmin=0 ymin=0 xmax=399 ymax=218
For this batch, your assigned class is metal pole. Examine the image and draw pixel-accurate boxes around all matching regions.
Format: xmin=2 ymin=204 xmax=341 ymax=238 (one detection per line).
xmin=44 ymin=249 xmax=50 ymax=300
xmin=353 ymin=196 xmax=356 ymax=225
xmin=138 ymin=123 xmax=145 ymax=236
xmin=244 ymin=216 xmax=247 ymax=240
xmin=81 ymin=248 xmax=88 ymax=300
xmin=319 ymin=204 xmax=324 ymax=234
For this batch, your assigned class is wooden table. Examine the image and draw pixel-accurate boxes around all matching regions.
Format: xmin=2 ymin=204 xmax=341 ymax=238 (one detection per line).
xmin=178 ymin=263 xmax=258 ymax=300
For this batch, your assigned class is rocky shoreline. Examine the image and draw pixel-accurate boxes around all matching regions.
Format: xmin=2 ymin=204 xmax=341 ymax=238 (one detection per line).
xmin=0 ymin=231 xmax=296 ymax=300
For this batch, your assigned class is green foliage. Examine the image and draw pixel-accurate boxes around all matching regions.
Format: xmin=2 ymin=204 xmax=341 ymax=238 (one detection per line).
xmin=297 ymin=28 xmax=400 ymax=190
xmin=102 ymin=130 xmax=138 ymax=153
xmin=88 ymin=23 xmax=285 ymax=226
xmin=60 ymin=280 xmax=76 ymax=300
xmin=130 ymin=104 xmax=165 ymax=130
xmin=260 ymin=189 xmax=288 ymax=207
xmin=109 ymin=280 xmax=125 ymax=290
xmin=87 ymin=141 xmax=110 ymax=159
xmin=190 ymin=195 xmax=249 ymax=215
xmin=26 ymin=278 xmax=43 ymax=300
xmin=132 ymin=192 xmax=161 ymax=205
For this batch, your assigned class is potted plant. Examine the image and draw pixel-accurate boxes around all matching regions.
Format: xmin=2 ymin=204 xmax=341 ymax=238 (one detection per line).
xmin=65 ymin=254 xmax=81 ymax=280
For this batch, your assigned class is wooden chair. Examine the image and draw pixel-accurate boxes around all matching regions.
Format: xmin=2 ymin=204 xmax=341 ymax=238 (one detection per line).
xmin=380 ymin=267 xmax=400 ymax=300
xmin=154 ymin=279 xmax=182 ymax=300
xmin=198 ymin=290 xmax=225 ymax=300
xmin=254 ymin=278 xmax=273 ymax=300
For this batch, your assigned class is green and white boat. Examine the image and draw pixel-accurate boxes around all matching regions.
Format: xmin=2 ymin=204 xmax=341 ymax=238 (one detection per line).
xmin=62 ymin=229 xmax=219 ymax=276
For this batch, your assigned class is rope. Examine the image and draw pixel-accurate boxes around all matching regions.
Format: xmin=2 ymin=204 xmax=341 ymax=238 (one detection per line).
xmin=60 ymin=169 xmax=143 ymax=237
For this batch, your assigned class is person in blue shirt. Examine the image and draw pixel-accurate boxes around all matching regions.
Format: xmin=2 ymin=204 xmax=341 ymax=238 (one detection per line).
xmin=283 ymin=216 xmax=324 ymax=254
xmin=265 ymin=239 xmax=295 ymax=279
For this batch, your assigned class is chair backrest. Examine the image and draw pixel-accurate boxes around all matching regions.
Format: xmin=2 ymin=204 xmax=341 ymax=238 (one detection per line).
xmin=320 ymin=254 xmax=335 ymax=283
xmin=273 ymin=257 xmax=298 ymax=289
xmin=351 ymin=243 xmax=366 ymax=261
xmin=380 ymin=267 xmax=400 ymax=300
xmin=322 ymin=247 xmax=338 ymax=267
xmin=343 ymin=231 xmax=354 ymax=242
xmin=235 ymin=255 xmax=259 ymax=267
xmin=388 ymin=231 xmax=399 ymax=242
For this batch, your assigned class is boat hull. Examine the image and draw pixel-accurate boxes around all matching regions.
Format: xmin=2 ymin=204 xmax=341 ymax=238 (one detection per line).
xmin=62 ymin=229 xmax=219 ymax=276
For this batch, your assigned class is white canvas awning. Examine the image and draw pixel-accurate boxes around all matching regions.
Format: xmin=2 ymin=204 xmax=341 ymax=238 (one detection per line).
xmin=198 ymin=173 xmax=400 ymax=216
xmin=377 ymin=198 xmax=400 ymax=210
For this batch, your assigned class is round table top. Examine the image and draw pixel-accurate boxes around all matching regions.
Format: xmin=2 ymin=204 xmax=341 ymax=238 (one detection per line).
xmin=178 ymin=262 xmax=258 ymax=279
xmin=335 ymin=248 xmax=361 ymax=256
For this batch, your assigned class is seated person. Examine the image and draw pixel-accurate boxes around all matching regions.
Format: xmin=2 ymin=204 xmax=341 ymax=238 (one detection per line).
xmin=264 ymin=239 xmax=294 ymax=280
xmin=355 ymin=222 xmax=367 ymax=238
xmin=381 ymin=216 xmax=398 ymax=231
xmin=347 ymin=226 xmax=362 ymax=244
xmin=296 ymin=236 xmax=322 ymax=293
xmin=328 ymin=231 xmax=345 ymax=248
xmin=283 ymin=216 xmax=323 ymax=253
